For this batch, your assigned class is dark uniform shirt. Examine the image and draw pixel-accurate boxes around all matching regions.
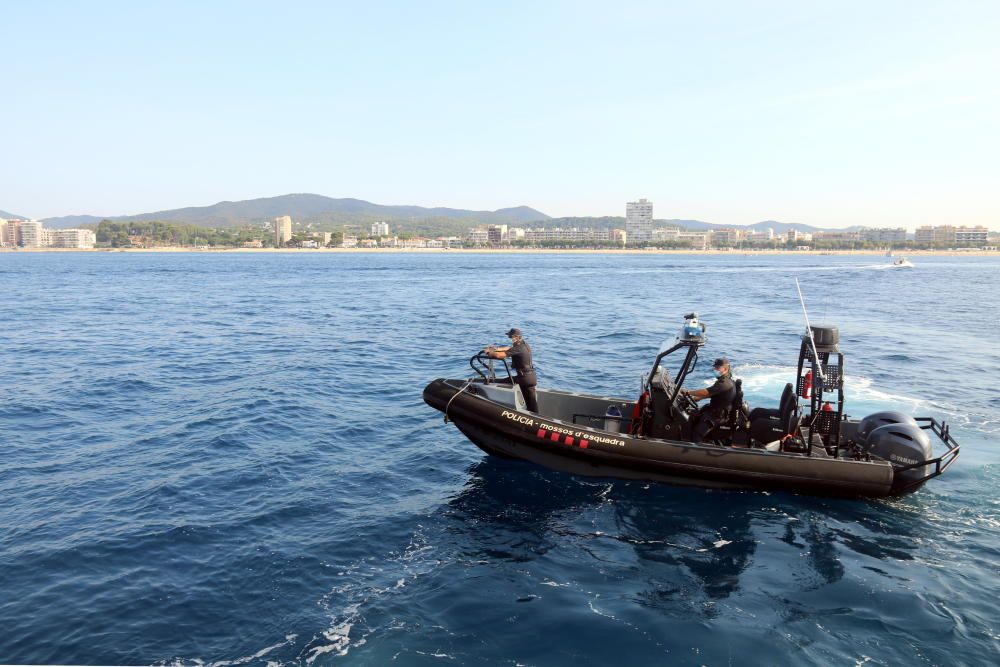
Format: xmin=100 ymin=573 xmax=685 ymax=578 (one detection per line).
xmin=705 ymin=373 xmax=736 ymax=417
xmin=506 ymin=340 xmax=534 ymax=375
xmin=506 ymin=339 xmax=538 ymax=412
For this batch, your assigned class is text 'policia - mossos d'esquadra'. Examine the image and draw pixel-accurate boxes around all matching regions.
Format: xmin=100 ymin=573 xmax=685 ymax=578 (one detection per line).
xmin=501 ymin=410 xmax=626 ymax=447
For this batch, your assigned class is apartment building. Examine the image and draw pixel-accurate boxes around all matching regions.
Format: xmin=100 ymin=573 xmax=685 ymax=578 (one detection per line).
xmin=955 ymin=226 xmax=989 ymax=244
xmin=522 ymin=228 xmax=612 ymax=244
xmin=915 ymin=225 xmax=955 ymax=244
xmin=17 ymin=221 xmax=44 ymax=248
xmin=710 ymin=228 xmax=745 ymax=246
xmin=626 ymin=199 xmax=653 ymax=244
xmin=858 ymin=227 xmax=907 ymax=243
xmin=50 ymin=229 xmax=97 ymax=248
xmin=273 ymin=216 xmax=293 ymax=245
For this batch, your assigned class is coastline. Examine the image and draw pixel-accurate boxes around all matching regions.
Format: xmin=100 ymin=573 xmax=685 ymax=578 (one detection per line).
xmin=2 ymin=247 xmax=997 ymax=256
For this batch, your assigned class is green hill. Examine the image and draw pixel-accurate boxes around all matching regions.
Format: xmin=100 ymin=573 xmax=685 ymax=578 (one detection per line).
xmin=41 ymin=194 xmax=550 ymax=230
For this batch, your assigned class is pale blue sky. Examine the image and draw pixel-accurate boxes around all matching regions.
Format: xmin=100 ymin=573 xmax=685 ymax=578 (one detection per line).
xmin=3 ymin=1 xmax=999 ymax=228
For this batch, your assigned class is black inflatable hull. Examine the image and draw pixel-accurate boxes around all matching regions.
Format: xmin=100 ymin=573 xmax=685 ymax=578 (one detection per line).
xmin=424 ymin=378 xmax=900 ymax=498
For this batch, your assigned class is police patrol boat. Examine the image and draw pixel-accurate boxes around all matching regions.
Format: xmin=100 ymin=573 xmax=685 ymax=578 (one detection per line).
xmin=422 ymin=314 xmax=960 ymax=498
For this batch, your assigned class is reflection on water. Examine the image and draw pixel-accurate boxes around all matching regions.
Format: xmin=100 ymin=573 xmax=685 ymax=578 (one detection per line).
xmin=295 ymin=458 xmax=941 ymax=664
xmin=451 ymin=460 xmax=767 ymax=601
xmin=445 ymin=458 xmax=929 ymax=603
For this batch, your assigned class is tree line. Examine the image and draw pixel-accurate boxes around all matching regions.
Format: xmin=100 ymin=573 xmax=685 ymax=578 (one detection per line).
xmin=92 ymin=220 xmax=345 ymax=248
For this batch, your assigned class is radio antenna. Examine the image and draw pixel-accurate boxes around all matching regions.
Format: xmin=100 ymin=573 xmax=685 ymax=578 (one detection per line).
xmin=795 ymin=278 xmax=826 ymax=382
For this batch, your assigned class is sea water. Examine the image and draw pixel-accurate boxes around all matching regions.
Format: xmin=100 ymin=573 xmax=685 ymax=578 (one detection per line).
xmin=1 ymin=252 xmax=997 ymax=665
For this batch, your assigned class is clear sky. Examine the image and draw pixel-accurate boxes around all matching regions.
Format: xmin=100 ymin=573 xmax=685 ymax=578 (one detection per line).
xmin=3 ymin=0 xmax=999 ymax=229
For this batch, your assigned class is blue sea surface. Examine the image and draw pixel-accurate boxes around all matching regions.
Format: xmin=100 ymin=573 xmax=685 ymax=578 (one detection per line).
xmin=1 ymin=251 xmax=998 ymax=666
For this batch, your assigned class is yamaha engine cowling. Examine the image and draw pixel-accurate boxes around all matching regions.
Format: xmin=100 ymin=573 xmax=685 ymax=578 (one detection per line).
xmin=863 ymin=422 xmax=934 ymax=492
xmin=856 ymin=411 xmax=918 ymax=444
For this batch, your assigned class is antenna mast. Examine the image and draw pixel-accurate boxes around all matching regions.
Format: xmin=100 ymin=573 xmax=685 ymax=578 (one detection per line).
xmin=795 ymin=278 xmax=826 ymax=382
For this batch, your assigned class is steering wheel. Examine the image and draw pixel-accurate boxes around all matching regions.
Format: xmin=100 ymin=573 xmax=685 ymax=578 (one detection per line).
xmin=676 ymin=389 xmax=700 ymax=415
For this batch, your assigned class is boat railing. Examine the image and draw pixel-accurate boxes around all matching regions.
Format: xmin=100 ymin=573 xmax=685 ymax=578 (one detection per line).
xmin=469 ymin=351 xmax=513 ymax=384
xmin=892 ymin=417 xmax=961 ymax=492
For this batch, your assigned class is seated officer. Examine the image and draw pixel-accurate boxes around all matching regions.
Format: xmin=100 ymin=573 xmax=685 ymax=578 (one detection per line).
xmin=681 ymin=358 xmax=736 ymax=443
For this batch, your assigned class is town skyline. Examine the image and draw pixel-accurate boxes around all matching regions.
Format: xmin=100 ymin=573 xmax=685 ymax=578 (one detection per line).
xmin=5 ymin=206 xmax=991 ymax=251
xmin=4 ymin=192 xmax=999 ymax=234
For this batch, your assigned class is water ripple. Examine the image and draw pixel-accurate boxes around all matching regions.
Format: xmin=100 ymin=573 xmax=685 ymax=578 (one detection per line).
xmin=0 ymin=252 xmax=997 ymax=665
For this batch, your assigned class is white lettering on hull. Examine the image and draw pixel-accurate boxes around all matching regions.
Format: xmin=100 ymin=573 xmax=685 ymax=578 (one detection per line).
xmin=500 ymin=410 xmax=626 ymax=447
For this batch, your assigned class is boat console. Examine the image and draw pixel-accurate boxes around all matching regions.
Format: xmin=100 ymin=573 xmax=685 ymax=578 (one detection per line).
xmin=626 ymin=313 xmax=959 ymax=490
xmin=635 ymin=313 xmax=748 ymax=444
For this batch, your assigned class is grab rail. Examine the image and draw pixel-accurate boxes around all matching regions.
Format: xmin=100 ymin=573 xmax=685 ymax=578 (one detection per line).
xmin=469 ymin=351 xmax=513 ymax=384
xmin=892 ymin=417 xmax=961 ymax=492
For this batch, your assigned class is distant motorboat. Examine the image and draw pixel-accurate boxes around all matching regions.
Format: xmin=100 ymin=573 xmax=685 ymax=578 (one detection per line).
xmin=890 ymin=256 xmax=914 ymax=268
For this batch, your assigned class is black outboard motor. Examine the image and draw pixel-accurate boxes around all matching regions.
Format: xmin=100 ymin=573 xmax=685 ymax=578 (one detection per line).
xmin=857 ymin=412 xmax=933 ymax=491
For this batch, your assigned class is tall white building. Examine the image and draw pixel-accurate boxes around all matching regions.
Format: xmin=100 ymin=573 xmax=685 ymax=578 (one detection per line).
xmin=18 ymin=221 xmax=44 ymax=248
xmin=626 ymin=199 xmax=653 ymax=244
xmin=273 ymin=215 xmax=293 ymax=245
xmin=371 ymin=221 xmax=390 ymax=237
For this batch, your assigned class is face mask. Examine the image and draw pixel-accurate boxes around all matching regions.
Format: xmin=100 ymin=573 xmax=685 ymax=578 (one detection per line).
xmin=715 ymin=369 xmax=726 ymax=378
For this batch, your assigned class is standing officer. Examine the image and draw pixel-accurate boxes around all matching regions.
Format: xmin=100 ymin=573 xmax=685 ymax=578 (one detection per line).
xmin=486 ymin=328 xmax=539 ymax=413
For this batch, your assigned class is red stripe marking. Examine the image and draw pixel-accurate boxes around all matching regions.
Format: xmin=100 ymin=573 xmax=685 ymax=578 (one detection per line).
xmin=580 ymin=439 xmax=589 ymax=449
xmin=536 ymin=428 xmax=547 ymax=439
xmin=550 ymin=432 xmax=560 ymax=442
xmin=565 ymin=436 xmax=574 ymax=446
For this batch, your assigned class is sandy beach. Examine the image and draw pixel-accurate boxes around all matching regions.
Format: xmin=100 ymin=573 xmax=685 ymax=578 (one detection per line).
xmin=3 ymin=246 xmax=997 ymax=256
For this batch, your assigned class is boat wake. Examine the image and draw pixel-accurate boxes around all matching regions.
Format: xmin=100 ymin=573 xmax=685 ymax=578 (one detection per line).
xmin=735 ymin=364 xmax=995 ymax=434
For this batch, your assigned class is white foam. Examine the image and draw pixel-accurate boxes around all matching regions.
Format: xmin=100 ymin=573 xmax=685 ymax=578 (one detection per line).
xmin=305 ymin=527 xmax=444 ymax=663
xmin=734 ymin=364 xmax=941 ymax=416
xmin=414 ymin=650 xmax=456 ymax=659
xmin=207 ymin=634 xmax=298 ymax=667
xmin=588 ymin=600 xmax=617 ymax=619
xmin=306 ymin=604 xmax=360 ymax=664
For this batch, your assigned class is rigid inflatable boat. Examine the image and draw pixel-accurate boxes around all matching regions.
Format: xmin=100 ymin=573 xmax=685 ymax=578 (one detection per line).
xmin=423 ymin=314 xmax=960 ymax=498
